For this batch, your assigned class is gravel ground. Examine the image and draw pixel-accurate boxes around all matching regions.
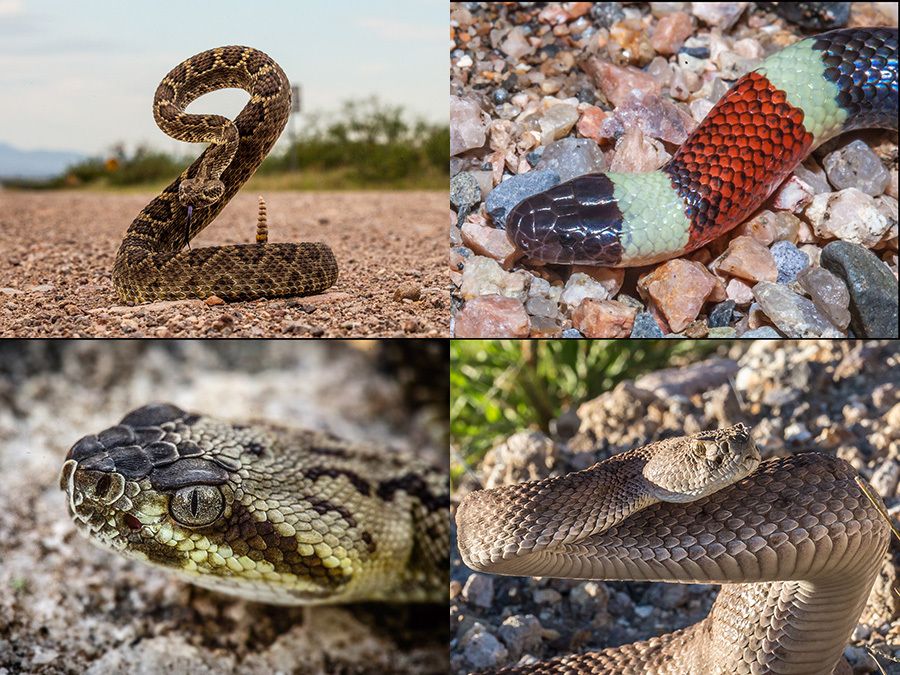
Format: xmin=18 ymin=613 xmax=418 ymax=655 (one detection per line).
xmin=0 ymin=190 xmax=448 ymax=337
xmin=0 ymin=341 xmax=447 ymax=675
xmin=451 ymin=341 xmax=900 ymax=674
xmin=450 ymin=3 xmax=898 ymax=338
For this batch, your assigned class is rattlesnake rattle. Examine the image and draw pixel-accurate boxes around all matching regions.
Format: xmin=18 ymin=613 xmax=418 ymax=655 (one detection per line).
xmin=456 ymin=424 xmax=891 ymax=674
xmin=59 ymin=344 xmax=449 ymax=605
xmin=112 ymin=46 xmax=338 ymax=303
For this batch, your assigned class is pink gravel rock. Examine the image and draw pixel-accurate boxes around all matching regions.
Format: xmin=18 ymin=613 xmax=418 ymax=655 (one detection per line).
xmin=451 ymin=96 xmax=490 ymax=156
xmin=806 ymin=188 xmax=893 ymax=247
xmin=570 ymin=266 xmax=625 ymax=297
xmin=461 ymin=220 xmax=518 ymax=268
xmin=460 ymin=256 xmax=529 ymax=302
xmin=576 ymin=106 xmax=607 ymax=142
xmin=498 ymin=27 xmax=535 ymax=59
xmin=715 ymin=236 xmax=778 ymax=283
xmin=572 ymin=299 xmax=636 ymax=337
xmin=608 ymin=128 xmax=670 ymax=173
xmin=690 ymin=2 xmax=747 ymax=30
xmin=559 ymin=272 xmax=609 ymax=313
xmin=725 ymin=277 xmax=755 ymax=305
xmin=734 ymin=210 xmax=801 ymax=246
xmin=539 ymin=104 xmax=579 ymax=145
xmin=454 ymin=295 xmax=530 ymax=337
xmin=582 ymin=59 xmax=661 ymax=109
xmin=601 ymin=95 xmax=695 ymax=147
xmin=797 ymin=266 xmax=851 ymax=330
xmin=638 ymin=259 xmax=716 ymax=333
xmin=650 ymin=12 xmax=693 ymax=55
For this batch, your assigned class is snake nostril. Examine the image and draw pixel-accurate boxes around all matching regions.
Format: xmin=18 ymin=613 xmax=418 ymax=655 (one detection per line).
xmin=95 ymin=473 xmax=112 ymax=499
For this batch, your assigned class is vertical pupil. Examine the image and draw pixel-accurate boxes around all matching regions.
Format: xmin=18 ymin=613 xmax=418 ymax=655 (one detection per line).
xmin=190 ymin=488 xmax=200 ymax=517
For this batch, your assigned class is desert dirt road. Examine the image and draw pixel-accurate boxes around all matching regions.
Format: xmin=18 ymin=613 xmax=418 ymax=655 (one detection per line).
xmin=0 ymin=190 xmax=447 ymax=337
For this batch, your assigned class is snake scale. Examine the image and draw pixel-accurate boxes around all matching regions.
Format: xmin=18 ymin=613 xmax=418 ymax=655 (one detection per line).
xmin=60 ymin=396 xmax=448 ymax=604
xmin=113 ymin=46 xmax=338 ymax=303
xmin=456 ymin=424 xmax=891 ymax=674
xmin=505 ymin=27 xmax=898 ymax=266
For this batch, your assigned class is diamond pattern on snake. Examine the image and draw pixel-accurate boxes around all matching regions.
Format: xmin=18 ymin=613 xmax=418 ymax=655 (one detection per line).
xmin=112 ymin=46 xmax=338 ymax=303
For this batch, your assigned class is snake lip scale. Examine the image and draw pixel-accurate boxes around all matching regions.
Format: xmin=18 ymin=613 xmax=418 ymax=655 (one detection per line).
xmin=505 ymin=27 xmax=899 ymax=267
xmin=112 ymin=46 xmax=338 ymax=303
xmin=60 ymin=403 xmax=448 ymax=605
xmin=456 ymin=424 xmax=891 ymax=674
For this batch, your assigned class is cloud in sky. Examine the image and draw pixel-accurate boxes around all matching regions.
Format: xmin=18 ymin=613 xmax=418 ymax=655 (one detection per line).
xmin=0 ymin=0 xmax=24 ymax=16
xmin=0 ymin=0 xmax=446 ymax=155
xmin=356 ymin=16 xmax=446 ymax=43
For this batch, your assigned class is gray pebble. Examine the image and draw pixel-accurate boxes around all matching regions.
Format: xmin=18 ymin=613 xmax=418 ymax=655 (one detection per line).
xmin=535 ymin=137 xmax=605 ymax=183
xmin=451 ymin=171 xmax=482 ymax=215
xmin=707 ymin=300 xmax=736 ymax=328
xmin=740 ymin=326 xmax=782 ymax=338
xmin=562 ymin=328 xmax=584 ymax=338
xmin=821 ymin=241 xmax=899 ymax=338
xmin=631 ymin=312 xmax=664 ymax=337
xmin=770 ymin=241 xmax=809 ymax=284
xmin=498 ymin=615 xmax=544 ymax=660
xmin=462 ymin=573 xmax=495 ymax=608
xmin=485 ymin=170 xmax=560 ymax=227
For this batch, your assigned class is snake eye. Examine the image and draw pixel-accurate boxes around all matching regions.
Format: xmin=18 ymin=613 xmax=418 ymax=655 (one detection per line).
xmin=169 ymin=485 xmax=224 ymax=527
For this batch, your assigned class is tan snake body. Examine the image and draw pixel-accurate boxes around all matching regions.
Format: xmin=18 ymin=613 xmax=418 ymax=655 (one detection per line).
xmin=456 ymin=425 xmax=890 ymax=674
xmin=113 ymin=46 xmax=338 ymax=303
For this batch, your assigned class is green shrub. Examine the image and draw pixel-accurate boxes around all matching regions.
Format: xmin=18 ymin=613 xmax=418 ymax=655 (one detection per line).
xmin=450 ymin=340 xmax=726 ymax=483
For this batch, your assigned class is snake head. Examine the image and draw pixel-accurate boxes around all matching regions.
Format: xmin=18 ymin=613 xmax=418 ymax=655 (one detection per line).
xmin=178 ymin=177 xmax=225 ymax=208
xmin=643 ymin=423 xmax=761 ymax=503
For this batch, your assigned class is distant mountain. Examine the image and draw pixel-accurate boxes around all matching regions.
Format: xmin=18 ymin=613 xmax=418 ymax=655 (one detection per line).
xmin=0 ymin=142 xmax=86 ymax=179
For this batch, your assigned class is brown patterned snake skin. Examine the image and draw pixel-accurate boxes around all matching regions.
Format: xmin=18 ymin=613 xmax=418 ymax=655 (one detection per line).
xmin=456 ymin=425 xmax=890 ymax=675
xmin=112 ymin=46 xmax=338 ymax=302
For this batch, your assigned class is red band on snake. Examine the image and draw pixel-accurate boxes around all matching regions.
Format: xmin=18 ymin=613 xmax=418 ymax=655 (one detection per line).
xmin=505 ymin=28 xmax=899 ymax=267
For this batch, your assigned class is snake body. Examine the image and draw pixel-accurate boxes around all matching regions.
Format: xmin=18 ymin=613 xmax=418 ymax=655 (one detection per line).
xmin=60 ymin=403 xmax=448 ymax=604
xmin=456 ymin=425 xmax=890 ymax=674
xmin=505 ymin=28 xmax=899 ymax=266
xmin=112 ymin=46 xmax=338 ymax=303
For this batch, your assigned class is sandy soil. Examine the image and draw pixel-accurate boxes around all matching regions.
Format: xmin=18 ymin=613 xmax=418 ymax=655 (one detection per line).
xmin=0 ymin=341 xmax=447 ymax=675
xmin=0 ymin=190 xmax=448 ymax=337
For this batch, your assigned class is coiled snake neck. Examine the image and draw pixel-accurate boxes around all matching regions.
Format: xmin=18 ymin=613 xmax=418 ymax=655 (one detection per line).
xmin=112 ymin=46 xmax=338 ymax=303
xmin=456 ymin=424 xmax=890 ymax=674
xmin=60 ymin=403 xmax=448 ymax=605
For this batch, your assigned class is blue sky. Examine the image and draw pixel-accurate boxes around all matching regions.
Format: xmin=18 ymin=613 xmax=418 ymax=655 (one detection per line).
xmin=0 ymin=0 xmax=446 ymax=156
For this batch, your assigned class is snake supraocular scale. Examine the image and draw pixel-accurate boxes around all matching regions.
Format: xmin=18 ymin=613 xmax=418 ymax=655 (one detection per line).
xmin=506 ymin=28 xmax=899 ymax=267
xmin=60 ymin=404 xmax=448 ymax=605
xmin=113 ymin=46 xmax=338 ymax=303
xmin=456 ymin=424 xmax=891 ymax=674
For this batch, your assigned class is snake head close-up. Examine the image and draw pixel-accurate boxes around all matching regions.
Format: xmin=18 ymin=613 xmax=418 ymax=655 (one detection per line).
xmin=177 ymin=177 xmax=225 ymax=208
xmin=641 ymin=423 xmax=761 ymax=503
xmin=58 ymin=402 xmax=440 ymax=605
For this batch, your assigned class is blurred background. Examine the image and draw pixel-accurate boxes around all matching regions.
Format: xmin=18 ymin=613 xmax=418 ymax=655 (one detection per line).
xmin=451 ymin=339 xmax=725 ymax=483
xmin=450 ymin=339 xmax=900 ymax=673
xmin=0 ymin=339 xmax=447 ymax=674
xmin=0 ymin=0 xmax=448 ymax=190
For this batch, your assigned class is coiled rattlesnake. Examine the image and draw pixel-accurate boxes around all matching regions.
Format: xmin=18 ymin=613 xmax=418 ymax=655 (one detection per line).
xmin=457 ymin=425 xmax=890 ymax=674
xmin=112 ymin=46 xmax=337 ymax=303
